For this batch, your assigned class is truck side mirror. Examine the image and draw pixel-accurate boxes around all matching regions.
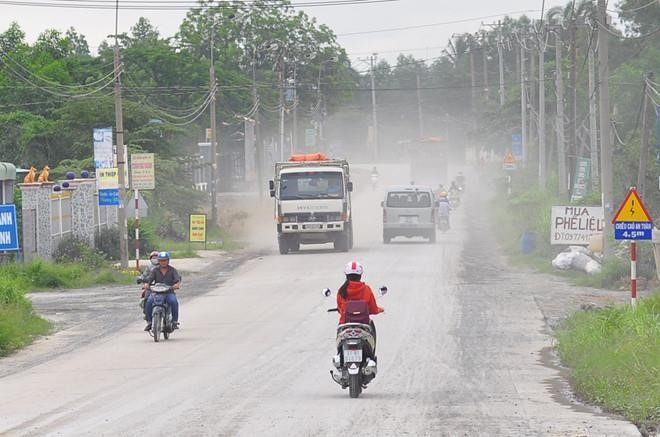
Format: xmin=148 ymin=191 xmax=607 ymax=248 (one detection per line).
xmin=269 ymin=180 xmax=275 ymax=197
xmin=380 ymin=201 xmax=384 ymax=207
xmin=347 ymin=181 xmax=353 ymax=192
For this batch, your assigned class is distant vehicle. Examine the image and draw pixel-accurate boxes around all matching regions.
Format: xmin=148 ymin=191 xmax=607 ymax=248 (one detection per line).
xmin=269 ymin=154 xmax=354 ymax=254
xmin=408 ymin=137 xmax=448 ymax=186
xmin=381 ymin=185 xmax=437 ymax=244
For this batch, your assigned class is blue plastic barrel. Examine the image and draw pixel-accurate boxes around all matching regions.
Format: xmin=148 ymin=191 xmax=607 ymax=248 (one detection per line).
xmin=520 ymin=231 xmax=536 ymax=254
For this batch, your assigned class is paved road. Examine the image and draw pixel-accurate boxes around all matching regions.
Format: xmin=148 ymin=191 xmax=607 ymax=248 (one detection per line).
xmin=0 ymin=167 xmax=639 ymax=436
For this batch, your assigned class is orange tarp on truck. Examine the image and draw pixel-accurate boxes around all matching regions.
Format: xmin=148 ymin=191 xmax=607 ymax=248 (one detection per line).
xmin=289 ymin=153 xmax=329 ymax=162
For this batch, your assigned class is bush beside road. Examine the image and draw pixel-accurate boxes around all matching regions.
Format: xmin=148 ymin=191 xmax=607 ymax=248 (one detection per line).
xmin=0 ymin=261 xmax=135 ymax=356
xmin=556 ymin=294 xmax=660 ymax=435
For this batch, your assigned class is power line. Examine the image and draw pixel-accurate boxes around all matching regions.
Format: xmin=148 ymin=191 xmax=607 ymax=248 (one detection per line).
xmin=609 ymin=0 xmax=658 ymax=13
xmin=337 ymin=10 xmax=540 ymax=36
xmin=0 ymin=0 xmax=398 ymax=10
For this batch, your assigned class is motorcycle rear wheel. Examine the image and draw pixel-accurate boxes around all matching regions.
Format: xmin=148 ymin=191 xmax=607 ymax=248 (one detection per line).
xmin=349 ymin=374 xmax=362 ymax=398
xmin=152 ymin=313 xmax=162 ymax=343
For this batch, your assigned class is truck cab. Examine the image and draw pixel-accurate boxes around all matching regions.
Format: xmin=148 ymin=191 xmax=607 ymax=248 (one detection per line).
xmin=269 ymin=155 xmax=354 ymax=254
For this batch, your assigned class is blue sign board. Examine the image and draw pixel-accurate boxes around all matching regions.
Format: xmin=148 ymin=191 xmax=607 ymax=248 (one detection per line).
xmin=511 ymin=134 xmax=523 ymax=161
xmin=614 ymin=221 xmax=653 ymax=240
xmin=0 ymin=204 xmax=19 ymax=251
xmin=99 ymin=188 xmax=120 ymax=206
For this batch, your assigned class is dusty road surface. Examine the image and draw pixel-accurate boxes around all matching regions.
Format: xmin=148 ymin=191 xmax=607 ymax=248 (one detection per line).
xmin=0 ymin=166 xmax=640 ymax=436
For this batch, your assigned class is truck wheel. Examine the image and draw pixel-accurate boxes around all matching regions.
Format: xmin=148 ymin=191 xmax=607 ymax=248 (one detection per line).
xmin=334 ymin=231 xmax=350 ymax=252
xmin=429 ymin=229 xmax=436 ymax=243
xmin=383 ymin=233 xmax=391 ymax=244
xmin=290 ymin=239 xmax=300 ymax=252
xmin=348 ymin=223 xmax=354 ymax=249
xmin=277 ymin=234 xmax=289 ymax=255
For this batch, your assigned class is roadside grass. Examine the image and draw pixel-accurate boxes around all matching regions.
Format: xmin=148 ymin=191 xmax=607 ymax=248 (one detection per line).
xmin=156 ymin=225 xmax=242 ymax=259
xmin=0 ymin=275 xmax=50 ymax=356
xmin=0 ymin=260 xmax=136 ymax=356
xmin=556 ymin=293 xmax=660 ymax=434
xmin=490 ymin=174 xmax=639 ymax=290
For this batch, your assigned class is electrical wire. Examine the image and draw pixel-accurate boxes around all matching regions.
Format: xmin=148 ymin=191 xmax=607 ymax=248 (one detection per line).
xmin=0 ymin=0 xmax=398 ymax=10
xmin=608 ymin=0 xmax=658 ymax=13
xmin=596 ymin=20 xmax=660 ymax=39
xmin=1 ymin=51 xmax=120 ymax=89
xmin=337 ymin=10 xmax=540 ymax=37
xmin=0 ymin=55 xmax=117 ymax=97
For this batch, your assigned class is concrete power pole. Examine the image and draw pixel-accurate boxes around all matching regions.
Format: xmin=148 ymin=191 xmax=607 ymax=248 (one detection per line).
xmin=598 ymin=0 xmax=614 ymax=257
xmin=113 ymin=38 xmax=128 ymax=268
xmin=555 ymin=29 xmax=568 ymax=198
xmin=482 ymin=38 xmax=489 ymax=102
xmin=370 ymin=53 xmax=379 ymax=160
xmin=637 ymin=73 xmax=654 ymax=198
xmin=521 ymin=43 xmax=528 ymax=166
xmin=469 ymin=42 xmax=476 ymax=113
xmin=292 ymin=64 xmax=297 ymax=155
xmin=588 ymin=42 xmax=599 ymax=191
xmin=416 ymin=68 xmax=424 ymax=138
xmin=538 ymin=31 xmax=547 ymax=190
xmin=252 ymin=51 xmax=263 ymax=198
xmin=498 ymin=29 xmax=505 ymax=107
xmin=209 ymin=29 xmax=218 ymax=225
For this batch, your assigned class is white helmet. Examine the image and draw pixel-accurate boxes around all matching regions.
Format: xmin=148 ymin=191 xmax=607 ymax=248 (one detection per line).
xmin=344 ymin=261 xmax=364 ymax=276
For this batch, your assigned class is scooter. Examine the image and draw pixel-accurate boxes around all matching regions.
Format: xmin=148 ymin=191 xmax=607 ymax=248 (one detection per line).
xmin=149 ymin=283 xmax=176 ymax=342
xmin=324 ymin=286 xmax=387 ymax=399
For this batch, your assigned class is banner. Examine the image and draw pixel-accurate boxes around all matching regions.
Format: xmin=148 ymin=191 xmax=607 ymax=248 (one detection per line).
xmin=130 ymin=153 xmax=155 ymax=190
xmin=93 ymin=128 xmax=114 ymax=169
xmin=189 ymin=214 xmax=207 ymax=242
xmin=0 ymin=204 xmax=19 ymax=251
xmin=551 ymin=206 xmax=604 ymax=245
xmin=570 ymin=158 xmax=591 ymax=202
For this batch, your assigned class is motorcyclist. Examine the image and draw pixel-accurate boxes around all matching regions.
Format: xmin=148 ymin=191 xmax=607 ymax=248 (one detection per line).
xmin=138 ymin=250 xmax=160 ymax=313
xmin=336 ymin=261 xmax=383 ymax=351
xmin=456 ymin=171 xmax=465 ymax=189
xmin=437 ymin=191 xmax=451 ymax=227
xmin=143 ymin=251 xmax=182 ymax=331
xmin=370 ymin=167 xmax=379 ymax=190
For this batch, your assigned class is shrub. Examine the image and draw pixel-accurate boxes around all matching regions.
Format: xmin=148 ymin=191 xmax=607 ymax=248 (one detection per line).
xmin=95 ymin=227 xmax=119 ymax=260
xmin=53 ymin=235 xmax=106 ymax=268
xmin=128 ymin=219 xmax=157 ymax=253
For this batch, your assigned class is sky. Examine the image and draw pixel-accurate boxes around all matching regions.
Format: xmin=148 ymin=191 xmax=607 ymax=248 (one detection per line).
xmin=1 ymin=0 xmax=571 ymax=64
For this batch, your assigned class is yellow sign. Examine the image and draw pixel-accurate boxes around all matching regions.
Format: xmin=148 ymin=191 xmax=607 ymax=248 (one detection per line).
xmin=189 ymin=214 xmax=207 ymax=242
xmin=612 ymin=188 xmax=653 ymax=222
xmin=50 ymin=191 xmax=71 ymax=200
xmin=503 ymin=150 xmax=517 ymax=170
xmin=97 ymin=168 xmax=119 ymax=189
xmin=130 ymin=153 xmax=155 ymax=190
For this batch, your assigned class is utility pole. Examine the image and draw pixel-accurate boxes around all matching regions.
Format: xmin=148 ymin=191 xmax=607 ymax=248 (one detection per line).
xmin=416 ymin=68 xmax=424 ymax=138
xmin=598 ymin=0 xmax=614 ymax=257
xmin=588 ymin=41 xmax=599 ymax=191
xmin=554 ymin=28 xmax=568 ymax=198
xmin=637 ymin=72 xmax=654 ymax=198
xmin=521 ymin=43 xmax=528 ymax=166
xmin=252 ymin=48 xmax=263 ymax=198
xmin=482 ymin=36 xmax=489 ymax=102
xmin=279 ymin=67 xmax=285 ymax=162
xmin=113 ymin=6 xmax=128 ymax=269
xmin=570 ymin=18 xmax=579 ymax=159
xmin=209 ymin=27 xmax=218 ymax=225
xmin=469 ymin=39 xmax=476 ymax=112
xmin=369 ymin=53 xmax=379 ymax=160
xmin=498 ymin=27 xmax=505 ymax=107
xmin=538 ymin=29 xmax=547 ymax=189
xmin=292 ymin=64 xmax=297 ymax=155
xmin=528 ymin=42 xmax=537 ymax=159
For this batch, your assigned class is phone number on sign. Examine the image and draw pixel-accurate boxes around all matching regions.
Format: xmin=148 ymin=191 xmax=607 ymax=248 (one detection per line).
xmin=553 ymin=232 xmax=593 ymax=242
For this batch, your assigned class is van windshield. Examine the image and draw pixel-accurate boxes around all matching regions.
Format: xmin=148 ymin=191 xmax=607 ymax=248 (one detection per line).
xmin=280 ymin=172 xmax=344 ymax=200
xmin=386 ymin=191 xmax=432 ymax=208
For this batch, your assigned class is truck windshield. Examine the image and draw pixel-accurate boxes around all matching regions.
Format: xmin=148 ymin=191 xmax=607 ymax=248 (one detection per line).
xmin=386 ymin=191 xmax=431 ymax=208
xmin=280 ymin=172 xmax=344 ymax=200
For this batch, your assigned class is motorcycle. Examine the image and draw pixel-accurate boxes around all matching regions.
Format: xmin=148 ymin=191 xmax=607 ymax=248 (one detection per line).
xmin=449 ymin=196 xmax=460 ymax=209
xmin=324 ymin=286 xmax=387 ymax=399
xmin=370 ymin=173 xmax=379 ymax=191
xmin=437 ymin=215 xmax=450 ymax=232
xmin=149 ymin=283 xmax=175 ymax=342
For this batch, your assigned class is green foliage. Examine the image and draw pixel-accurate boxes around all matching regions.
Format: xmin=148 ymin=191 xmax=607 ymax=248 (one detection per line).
xmin=556 ymin=293 xmax=660 ymax=433
xmin=128 ymin=219 xmax=157 ymax=254
xmin=53 ymin=235 xmax=106 ymax=268
xmin=0 ymin=270 xmax=49 ymax=356
xmin=94 ymin=228 xmax=120 ymax=260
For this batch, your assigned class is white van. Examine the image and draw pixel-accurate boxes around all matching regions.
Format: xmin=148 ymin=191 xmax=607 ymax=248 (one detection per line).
xmin=381 ymin=185 xmax=437 ymax=244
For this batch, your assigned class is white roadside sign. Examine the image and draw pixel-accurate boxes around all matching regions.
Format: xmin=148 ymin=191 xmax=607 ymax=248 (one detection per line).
xmin=551 ymin=206 xmax=604 ymax=245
